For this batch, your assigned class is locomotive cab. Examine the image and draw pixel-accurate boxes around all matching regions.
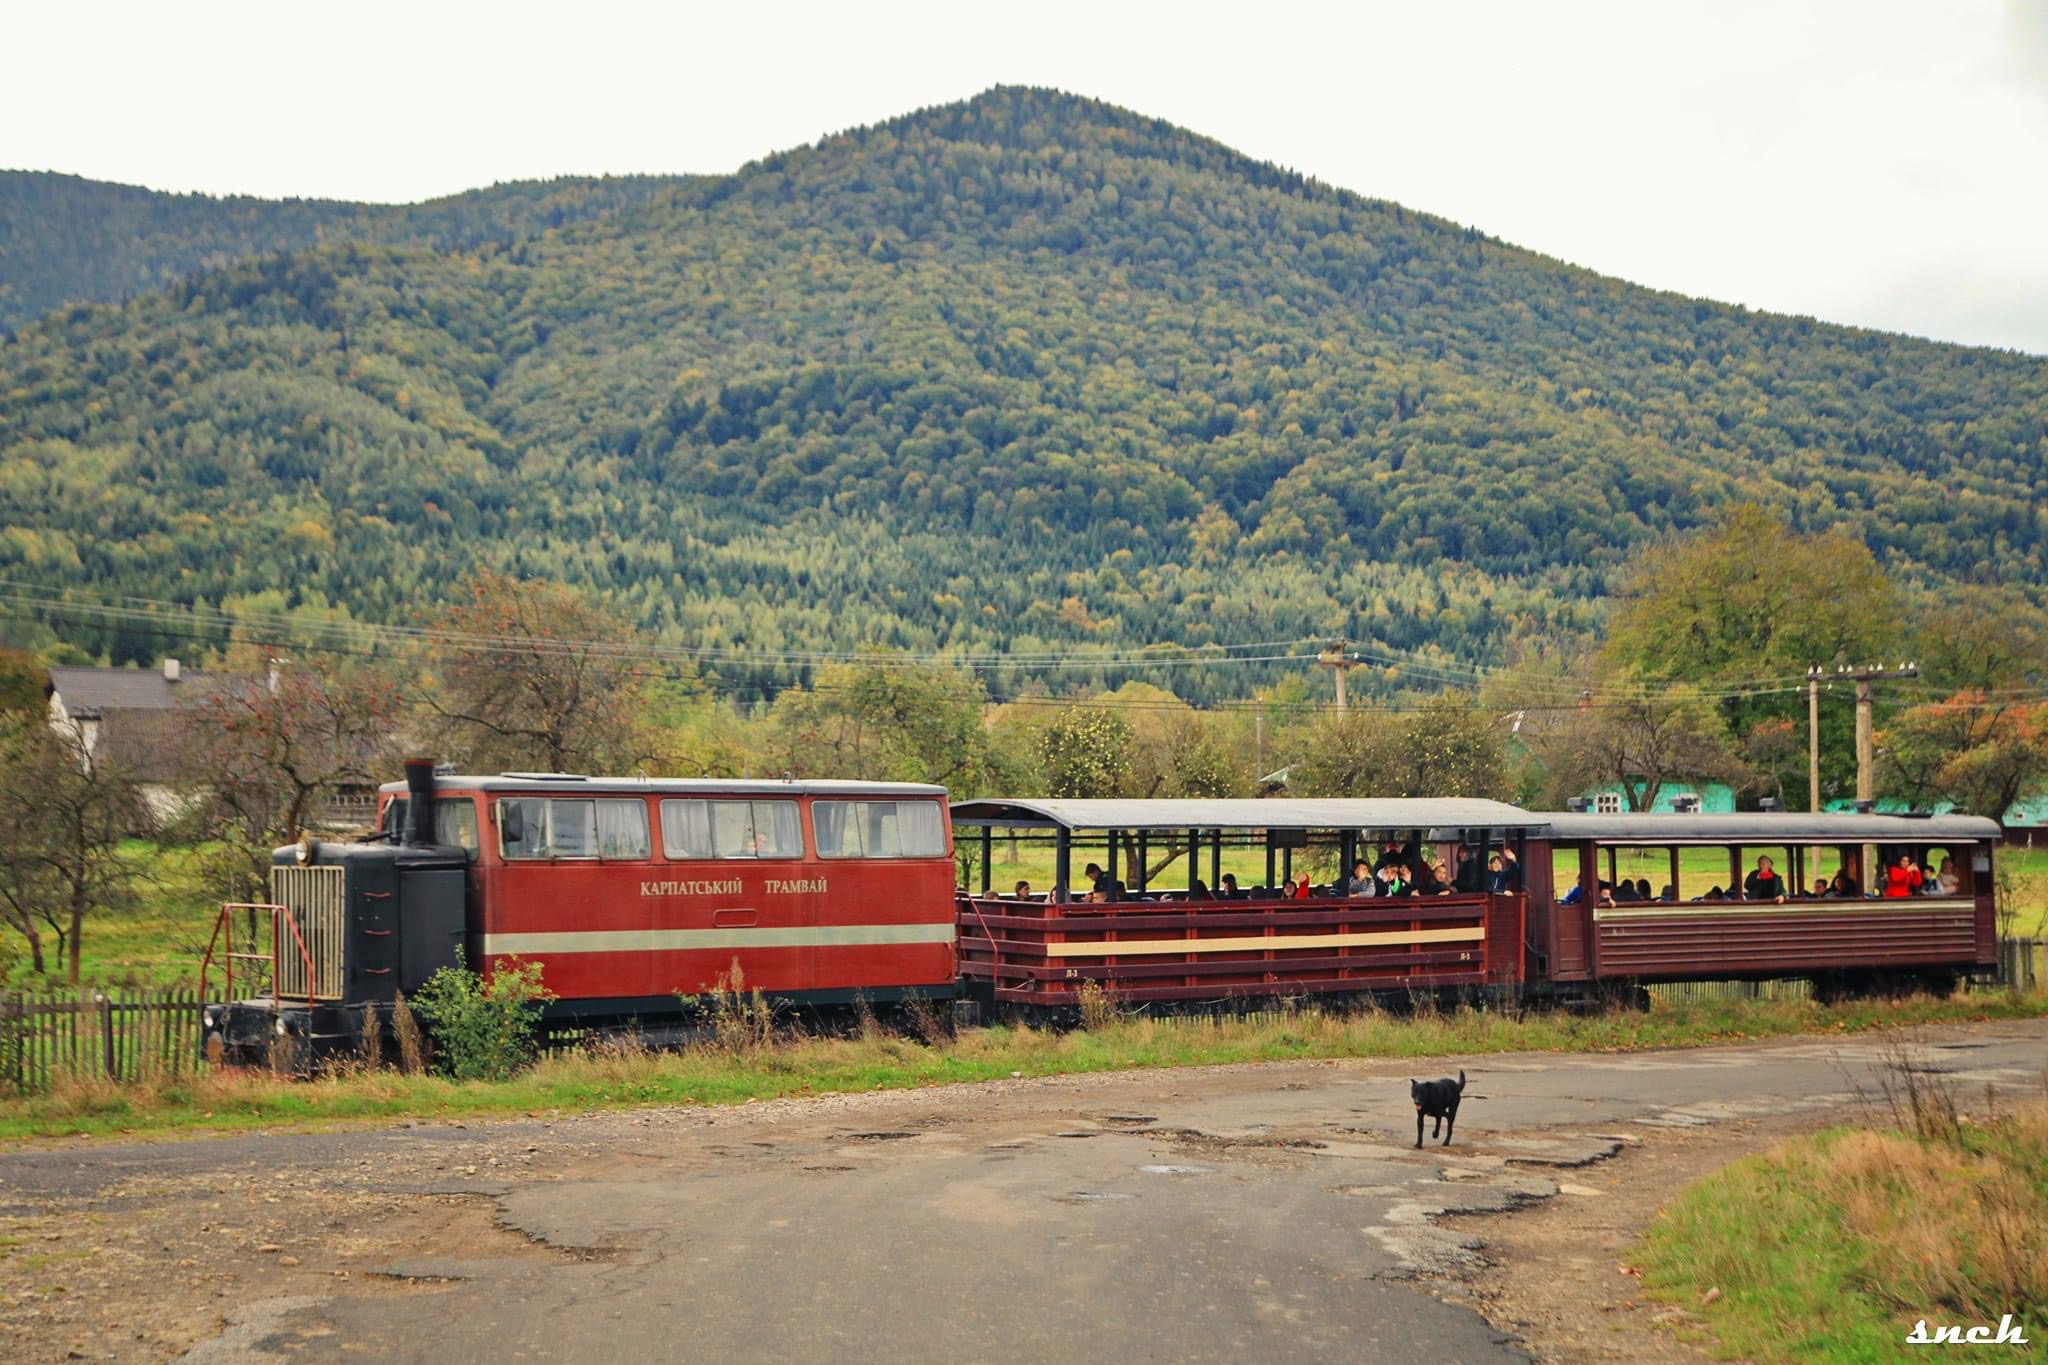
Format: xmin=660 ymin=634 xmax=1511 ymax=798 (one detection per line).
xmin=203 ymin=760 xmax=470 ymax=1068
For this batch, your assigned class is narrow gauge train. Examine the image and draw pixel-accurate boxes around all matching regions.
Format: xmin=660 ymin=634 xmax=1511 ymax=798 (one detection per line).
xmin=201 ymin=768 xmax=2005 ymax=1065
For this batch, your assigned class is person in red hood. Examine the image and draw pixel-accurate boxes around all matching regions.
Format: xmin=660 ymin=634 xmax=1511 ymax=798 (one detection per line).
xmin=1292 ymin=873 xmax=1313 ymax=900
xmin=1883 ymin=852 xmax=1924 ymax=898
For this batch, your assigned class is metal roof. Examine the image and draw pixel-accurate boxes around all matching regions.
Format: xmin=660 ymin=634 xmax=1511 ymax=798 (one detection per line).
xmin=1534 ymin=811 xmax=2002 ymax=842
xmin=46 ymin=664 xmax=221 ymax=715
xmin=949 ymin=797 xmax=1546 ymax=831
xmin=380 ymin=775 xmax=947 ymax=797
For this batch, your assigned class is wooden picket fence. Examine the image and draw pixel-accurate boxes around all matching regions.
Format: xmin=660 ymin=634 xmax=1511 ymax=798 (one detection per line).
xmin=0 ymin=986 xmax=208 ymax=1096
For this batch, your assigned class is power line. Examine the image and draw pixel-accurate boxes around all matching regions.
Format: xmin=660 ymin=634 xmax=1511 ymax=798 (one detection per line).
xmin=0 ymin=582 xmax=1322 ymax=671
xmin=11 ymin=580 xmax=2035 ymax=714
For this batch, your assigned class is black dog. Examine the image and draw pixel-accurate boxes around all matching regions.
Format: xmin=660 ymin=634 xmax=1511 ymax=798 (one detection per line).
xmin=1410 ymin=1070 xmax=1466 ymax=1147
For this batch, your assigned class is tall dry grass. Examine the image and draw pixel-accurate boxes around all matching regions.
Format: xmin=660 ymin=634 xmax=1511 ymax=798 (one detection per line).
xmin=1643 ymin=1040 xmax=2046 ymax=1360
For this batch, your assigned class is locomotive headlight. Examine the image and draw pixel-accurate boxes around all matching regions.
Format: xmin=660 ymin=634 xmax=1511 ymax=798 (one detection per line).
xmin=294 ymin=833 xmax=317 ymax=864
xmin=275 ymin=1018 xmax=289 ymax=1037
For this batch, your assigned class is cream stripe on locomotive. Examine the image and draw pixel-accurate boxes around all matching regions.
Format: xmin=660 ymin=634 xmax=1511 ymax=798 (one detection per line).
xmin=1042 ymin=925 xmax=1485 ymax=958
xmin=482 ymin=923 xmax=956 ymax=956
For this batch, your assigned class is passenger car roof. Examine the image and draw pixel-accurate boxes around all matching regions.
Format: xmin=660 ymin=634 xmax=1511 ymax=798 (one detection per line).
xmin=949 ymin=797 xmax=1544 ymax=831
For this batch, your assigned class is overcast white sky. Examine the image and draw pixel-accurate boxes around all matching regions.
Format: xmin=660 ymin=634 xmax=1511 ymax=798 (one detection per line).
xmin=7 ymin=0 xmax=2047 ymax=353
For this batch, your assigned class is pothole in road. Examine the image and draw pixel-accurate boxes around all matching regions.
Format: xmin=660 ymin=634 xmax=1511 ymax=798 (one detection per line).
xmin=1098 ymin=1114 xmax=1157 ymax=1127
xmin=843 ymin=1131 xmax=919 ymax=1142
xmin=1143 ymin=1126 xmax=1328 ymax=1153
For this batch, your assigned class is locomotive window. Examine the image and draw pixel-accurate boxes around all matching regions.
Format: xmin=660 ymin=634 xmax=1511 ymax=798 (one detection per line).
xmin=814 ymin=800 xmax=946 ymax=858
xmin=381 ymin=798 xmax=480 ymax=857
xmin=659 ymin=799 xmax=802 ymax=860
xmin=499 ymin=798 xmax=649 ymax=860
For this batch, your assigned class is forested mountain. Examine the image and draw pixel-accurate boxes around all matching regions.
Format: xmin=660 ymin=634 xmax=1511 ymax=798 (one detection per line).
xmin=0 ymin=170 xmax=688 ymax=332
xmin=2 ymin=87 xmax=2045 ymax=701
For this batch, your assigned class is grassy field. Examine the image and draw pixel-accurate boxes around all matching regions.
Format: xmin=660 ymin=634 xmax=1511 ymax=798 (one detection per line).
xmin=1639 ymin=1056 xmax=2045 ymax=1361
xmin=3 ymin=989 xmax=2045 ymax=1145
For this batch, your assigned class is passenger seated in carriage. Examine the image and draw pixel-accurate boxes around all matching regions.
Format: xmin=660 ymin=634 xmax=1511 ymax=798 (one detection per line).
xmin=1742 ymin=855 xmax=1788 ymax=903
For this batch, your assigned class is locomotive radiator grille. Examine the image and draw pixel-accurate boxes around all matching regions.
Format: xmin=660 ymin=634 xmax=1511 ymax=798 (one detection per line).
xmin=269 ymin=865 xmax=346 ymax=1000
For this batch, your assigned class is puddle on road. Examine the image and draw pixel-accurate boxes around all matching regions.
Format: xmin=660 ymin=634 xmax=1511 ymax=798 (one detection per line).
xmin=1137 ymin=1164 xmax=1215 ymax=1175
xmin=1056 ymin=1191 xmax=1137 ymax=1203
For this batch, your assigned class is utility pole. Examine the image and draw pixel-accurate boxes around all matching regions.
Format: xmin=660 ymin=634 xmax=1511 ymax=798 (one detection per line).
xmin=1844 ymin=662 xmax=1918 ymax=804
xmin=1806 ymin=665 xmax=1822 ymax=813
xmin=1317 ymin=640 xmax=1350 ymax=713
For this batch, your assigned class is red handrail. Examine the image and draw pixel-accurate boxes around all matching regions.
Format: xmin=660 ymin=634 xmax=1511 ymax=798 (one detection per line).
xmin=199 ymin=902 xmax=316 ymax=1013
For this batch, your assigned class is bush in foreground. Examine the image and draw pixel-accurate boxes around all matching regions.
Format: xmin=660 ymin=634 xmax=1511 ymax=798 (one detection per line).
xmin=406 ymin=954 xmax=554 ymax=1082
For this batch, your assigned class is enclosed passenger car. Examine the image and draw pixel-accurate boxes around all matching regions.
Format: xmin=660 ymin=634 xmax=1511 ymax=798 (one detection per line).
xmin=203 ymin=765 xmax=958 ymax=1064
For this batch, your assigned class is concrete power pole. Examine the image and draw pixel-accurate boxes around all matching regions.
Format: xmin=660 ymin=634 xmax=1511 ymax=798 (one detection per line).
xmin=1317 ymin=641 xmax=1350 ymax=713
xmin=1806 ymin=665 xmax=1822 ymax=813
xmin=1845 ymin=662 xmax=1918 ymax=804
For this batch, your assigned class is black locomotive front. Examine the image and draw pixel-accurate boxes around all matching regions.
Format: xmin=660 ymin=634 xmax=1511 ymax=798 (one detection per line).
xmin=202 ymin=760 xmax=469 ymax=1068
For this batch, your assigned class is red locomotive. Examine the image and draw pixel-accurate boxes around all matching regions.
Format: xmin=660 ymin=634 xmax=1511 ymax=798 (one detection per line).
xmin=204 ymin=761 xmax=955 ymax=1063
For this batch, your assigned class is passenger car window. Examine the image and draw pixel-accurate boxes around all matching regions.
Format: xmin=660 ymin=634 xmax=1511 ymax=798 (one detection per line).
xmin=813 ymin=800 xmax=946 ymax=858
xmin=660 ymin=799 xmax=802 ymax=859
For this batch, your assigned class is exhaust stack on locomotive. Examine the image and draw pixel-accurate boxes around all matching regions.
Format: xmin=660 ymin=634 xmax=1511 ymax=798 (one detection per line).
xmin=402 ymin=756 xmax=436 ymax=847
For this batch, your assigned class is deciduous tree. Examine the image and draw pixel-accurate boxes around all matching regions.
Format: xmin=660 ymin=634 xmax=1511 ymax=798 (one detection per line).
xmin=0 ymin=717 xmax=143 ymax=980
xmin=1038 ymin=707 xmax=1136 ymax=798
xmin=174 ymin=659 xmax=403 ymax=902
xmin=1881 ymin=693 xmax=2048 ymax=823
xmin=762 ymin=660 xmax=1014 ymax=790
xmin=1602 ymin=504 xmax=1899 ymax=804
xmin=1290 ymin=694 xmax=1509 ymax=800
xmin=427 ymin=573 xmax=654 ymax=775
xmin=1526 ymin=683 xmax=1745 ymax=813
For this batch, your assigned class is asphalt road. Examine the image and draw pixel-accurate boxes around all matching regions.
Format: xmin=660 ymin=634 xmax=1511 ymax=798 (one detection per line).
xmin=4 ymin=1019 xmax=2043 ymax=1364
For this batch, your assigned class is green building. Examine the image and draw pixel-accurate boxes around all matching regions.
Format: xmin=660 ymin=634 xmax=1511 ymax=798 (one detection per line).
xmin=1576 ymin=781 xmax=1738 ymax=816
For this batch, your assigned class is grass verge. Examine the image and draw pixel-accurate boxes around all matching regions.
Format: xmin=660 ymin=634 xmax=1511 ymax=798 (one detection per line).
xmin=4 ymin=989 xmax=2045 ymax=1146
xmin=1639 ymin=1042 xmax=2045 ymax=1361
